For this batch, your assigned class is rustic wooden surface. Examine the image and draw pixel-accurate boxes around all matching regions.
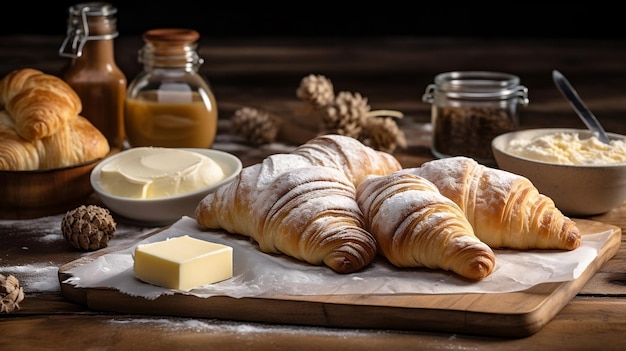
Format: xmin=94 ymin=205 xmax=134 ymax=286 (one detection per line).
xmin=56 ymin=219 xmax=621 ymax=339
xmin=2 ymin=34 xmax=626 ymax=350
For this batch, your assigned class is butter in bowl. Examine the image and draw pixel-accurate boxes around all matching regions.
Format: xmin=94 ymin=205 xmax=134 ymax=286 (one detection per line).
xmin=90 ymin=147 xmax=242 ymax=226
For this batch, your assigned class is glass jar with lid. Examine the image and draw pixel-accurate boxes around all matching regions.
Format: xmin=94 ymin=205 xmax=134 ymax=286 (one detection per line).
xmin=422 ymin=71 xmax=529 ymax=165
xmin=125 ymin=28 xmax=218 ymax=148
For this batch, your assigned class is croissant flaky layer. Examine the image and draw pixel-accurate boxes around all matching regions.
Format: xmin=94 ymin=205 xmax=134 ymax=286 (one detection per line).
xmin=0 ymin=111 xmax=110 ymax=171
xmin=0 ymin=111 xmax=39 ymax=170
xmin=0 ymin=68 xmax=82 ymax=141
xmin=196 ymin=135 xmax=403 ymax=273
xmin=356 ymin=172 xmax=496 ymax=280
xmin=292 ymin=134 xmax=403 ymax=186
xmin=196 ymin=135 xmax=581 ymax=279
xmin=0 ymin=69 xmax=109 ymax=170
xmin=405 ymin=156 xmax=581 ymax=251
xmin=196 ymin=159 xmax=378 ymax=274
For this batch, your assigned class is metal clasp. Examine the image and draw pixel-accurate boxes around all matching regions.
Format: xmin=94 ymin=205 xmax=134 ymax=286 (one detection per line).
xmin=514 ymin=85 xmax=530 ymax=106
xmin=422 ymin=84 xmax=436 ymax=103
xmin=422 ymin=82 xmax=529 ymax=105
xmin=58 ymin=4 xmax=118 ymax=58
xmin=58 ymin=5 xmax=90 ymax=58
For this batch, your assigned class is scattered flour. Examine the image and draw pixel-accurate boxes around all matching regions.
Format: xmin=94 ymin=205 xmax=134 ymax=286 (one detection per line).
xmin=108 ymin=317 xmax=388 ymax=337
xmin=1 ymin=213 xmax=157 ymax=293
xmin=0 ymin=263 xmax=60 ymax=292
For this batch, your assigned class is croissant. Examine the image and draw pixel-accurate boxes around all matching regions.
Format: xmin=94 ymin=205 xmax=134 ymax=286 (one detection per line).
xmin=356 ymin=172 xmax=496 ymax=280
xmin=0 ymin=68 xmax=82 ymax=141
xmin=0 ymin=111 xmax=39 ymax=170
xmin=39 ymin=113 xmax=110 ymax=169
xmin=0 ymin=111 xmax=110 ymax=170
xmin=406 ymin=156 xmax=581 ymax=250
xmin=291 ymin=134 xmax=402 ymax=186
xmin=196 ymin=154 xmax=377 ymax=274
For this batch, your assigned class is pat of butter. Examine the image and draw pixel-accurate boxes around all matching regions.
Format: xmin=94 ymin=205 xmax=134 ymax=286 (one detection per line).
xmin=99 ymin=147 xmax=226 ymax=199
xmin=134 ymin=235 xmax=233 ymax=291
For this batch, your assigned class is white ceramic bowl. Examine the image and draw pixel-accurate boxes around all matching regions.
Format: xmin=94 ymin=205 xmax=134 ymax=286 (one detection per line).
xmin=91 ymin=148 xmax=242 ymax=226
xmin=492 ymin=128 xmax=626 ymax=217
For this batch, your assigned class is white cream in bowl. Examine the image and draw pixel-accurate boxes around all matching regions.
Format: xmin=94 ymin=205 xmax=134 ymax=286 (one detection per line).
xmin=492 ymin=128 xmax=626 ymax=216
xmin=507 ymin=132 xmax=626 ymax=165
xmin=90 ymin=147 xmax=242 ymax=226
xmin=99 ymin=147 xmax=226 ymax=199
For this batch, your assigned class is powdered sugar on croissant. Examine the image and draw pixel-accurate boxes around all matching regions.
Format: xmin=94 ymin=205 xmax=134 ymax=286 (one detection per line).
xmin=292 ymin=134 xmax=402 ymax=186
xmin=356 ymin=172 xmax=496 ymax=280
xmin=196 ymin=155 xmax=377 ymax=274
xmin=405 ymin=156 xmax=581 ymax=251
xmin=196 ymin=134 xmax=402 ymax=273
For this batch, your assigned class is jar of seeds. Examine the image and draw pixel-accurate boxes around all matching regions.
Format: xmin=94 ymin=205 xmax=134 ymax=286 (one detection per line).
xmin=422 ymin=71 xmax=529 ymax=165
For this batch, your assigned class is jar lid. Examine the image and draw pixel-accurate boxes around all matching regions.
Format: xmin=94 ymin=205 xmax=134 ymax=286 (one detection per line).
xmin=434 ymin=71 xmax=525 ymax=100
xmin=139 ymin=28 xmax=202 ymax=67
xmin=59 ymin=2 xmax=118 ymax=58
xmin=68 ymin=2 xmax=117 ymax=17
xmin=143 ymin=29 xmax=200 ymax=44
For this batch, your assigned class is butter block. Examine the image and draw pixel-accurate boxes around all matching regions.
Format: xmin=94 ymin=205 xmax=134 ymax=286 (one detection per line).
xmin=134 ymin=235 xmax=233 ymax=291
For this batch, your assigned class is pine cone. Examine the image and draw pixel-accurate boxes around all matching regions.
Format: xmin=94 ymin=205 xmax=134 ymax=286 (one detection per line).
xmin=231 ymin=107 xmax=282 ymax=145
xmin=321 ymin=91 xmax=371 ymax=138
xmin=1 ymin=274 xmax=24 ymax=313
xmin=359 ymin=116 xmax=407 ymax=153
xmin=61 ymin=205 xmax=117 ymax=251
xmin=296 ymin=74 xmax=335 ymax=108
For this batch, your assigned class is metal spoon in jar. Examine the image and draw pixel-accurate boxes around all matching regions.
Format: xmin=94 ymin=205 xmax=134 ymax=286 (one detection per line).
xmin=552 ymin=70 xmax=610 ymax=144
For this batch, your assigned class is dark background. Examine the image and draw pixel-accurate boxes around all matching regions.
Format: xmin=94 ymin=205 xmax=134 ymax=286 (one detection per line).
xmin=1 ymin=2 xmax=623 ymax=39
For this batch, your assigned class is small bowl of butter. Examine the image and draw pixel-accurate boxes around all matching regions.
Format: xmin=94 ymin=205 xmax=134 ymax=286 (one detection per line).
xmin=91 ymin=147 xmax=242 ymax=226
xmin=492 ymin=128 xmax=626 ymax=217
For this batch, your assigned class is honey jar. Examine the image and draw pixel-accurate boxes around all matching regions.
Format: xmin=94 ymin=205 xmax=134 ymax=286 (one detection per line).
xmin=125 ymin=28 xmax=218 ymax=148
xmin=422 ymin=71 xmax=529 ymax=165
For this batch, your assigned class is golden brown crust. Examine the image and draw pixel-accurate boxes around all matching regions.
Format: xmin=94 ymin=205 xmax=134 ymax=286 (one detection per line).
xmin=0 ymin=111 xmax=39 ymax=170
xmin=38 ymin=115 xmax=110 ymax=169
xmin=0 ymin=68 xmax=82 ymax=141
xmin=196 ymin=135 xmax=404 ymax=274
xmin=196 ymin=160 xmax=377 ymax=274
xmin=292 ymin=134 xmax=403 ymax=186
xmin=356 ymin=172 xmax=496 ymax=280
xmin=0 ymin=112 xmax=110 ymax=171
xmin=408 ymin=156 xmax=581 ymax=251
xmin=0 ymin=69 xmax=108 ymax=171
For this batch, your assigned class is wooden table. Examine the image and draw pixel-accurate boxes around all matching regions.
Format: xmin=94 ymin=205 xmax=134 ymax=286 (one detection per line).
xmin=1 ymin=34 xmax=626 ymax=350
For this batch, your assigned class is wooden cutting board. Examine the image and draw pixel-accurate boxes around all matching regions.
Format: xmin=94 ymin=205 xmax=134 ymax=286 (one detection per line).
xmin=58 ymin=218 xmax=621 ymax=338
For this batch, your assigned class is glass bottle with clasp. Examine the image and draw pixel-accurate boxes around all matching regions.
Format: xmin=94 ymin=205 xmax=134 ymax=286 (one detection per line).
xmin=125 ymin=28 xmax=218 ymax=149
xmin=59 ymin=2 xmax=127 ymax=151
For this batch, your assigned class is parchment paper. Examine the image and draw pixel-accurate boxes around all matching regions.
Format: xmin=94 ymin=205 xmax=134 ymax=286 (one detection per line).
xmin=63 ymin=216 xmax=611 ymax=300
